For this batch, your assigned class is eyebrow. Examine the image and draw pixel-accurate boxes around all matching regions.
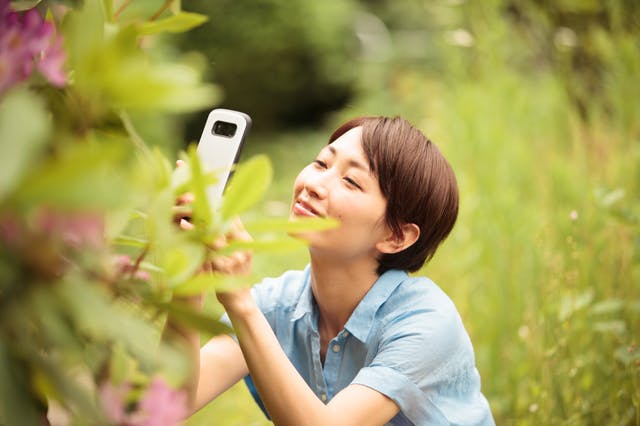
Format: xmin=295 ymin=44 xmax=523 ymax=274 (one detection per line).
xmin=326 ymin=145 xmax=371 ymax=173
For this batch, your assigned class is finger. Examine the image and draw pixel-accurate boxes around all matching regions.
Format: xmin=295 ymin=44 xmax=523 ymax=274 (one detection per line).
xmin=172 ymin=204 xmax=192 ymax=217
xmin=176 ymin=192 xmax=195 ymax=205
xmin=230 ymin=217 xmax=252 ymax=242
xmin=209 ymin=234 xmax=227 ymax=251
xmin=230 ymin=251 xmax=247 ymax=265
xmin=230 ymin=251 xmax=252 ymax=275
xmin=176 ymin=159 xmax=185 ymax=168
xmin=180 ymin=218 xmax=195 ymax=230
xmin=210 ymin=256 xmax=231 ymax=273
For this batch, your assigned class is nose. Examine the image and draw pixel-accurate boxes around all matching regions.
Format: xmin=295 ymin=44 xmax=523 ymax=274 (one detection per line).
xmin=303 ymin=171 xmax=329 ymax=200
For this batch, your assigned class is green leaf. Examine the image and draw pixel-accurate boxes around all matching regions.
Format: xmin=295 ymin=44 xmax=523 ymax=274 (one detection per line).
xmin=0 ymin=88 xmax=50 ymax=201
xmin=214 ymin=274 xmax=260 ymax=293
xmin=593 ymin=320 xmax=626 ymax=334
xmin=66 ymin=15 xmax=219 ymax=113
xmin=157 ymin=301 xmax=233 ymax=335
xmin=218 ymin=236 xmax=308 ymax=255
xmin=0 ymin=341 xmax=43 ymax=426
xmin=109 ymin=342 xmax=129 ymax=385
xmin=244 ymin=216 xmax=340 ymax=234
xmin=114 ymin=235 xmax=149 ymax=248
xmin=221 ymin=155 xmax=273 ymax=220
xmin=102 ymin=0 xmax=114 ymax=22
xmin=558 ymin=290 xmax=594 ymax=321
xmin=8 ymin=0 xmax=42 ymax=11
xmin=161 ymin=239 xmax=206 ymax=287
xmin=173 ymin=272 xmax=261 ymax=296
xmin=614 ymin=344 xmax=640 ymax=366
xmin=62 ymin=0 xmax=105 ymax=68
xmin=172 ymin=273 xmax=220 ymax=296
xmin=13 ymin=140 xmax=133 ymax=211
xmin=589 ymin=298 xmax=624 ymax=315
xmin=138 ymin=12 xmax=209 ymax=35
xmin=56 ymin=277 xmax=161 ymax=368
xmin=171 ymin=155 xmax=192 ymax=194
xmin=188 ymin=145 xmax=212 ymax=227
xmin=102 ymin=39 xmax=220 ymax=113
xmin=28 ymin=349 xmax=102 ymax=422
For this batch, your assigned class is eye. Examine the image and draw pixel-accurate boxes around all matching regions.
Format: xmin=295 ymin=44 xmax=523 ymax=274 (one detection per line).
xmin=344 ymin=177 xmax=362 ymax=190
xmin=313 ymin=159 xmax=327 ymax=169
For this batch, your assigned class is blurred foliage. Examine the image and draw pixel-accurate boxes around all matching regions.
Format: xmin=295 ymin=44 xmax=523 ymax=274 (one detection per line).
xmin=0 ymin=0 xmax=333 ymax=424
xmin=330 ymin=0 xmax=640 ymax=424
xmin=178 ymin=0 xmax=359 ymax=136
xmin=359 ymin=0 xmax=639 ymax=134
xmin=186 ymin=0 xmax=639 ymax=424
xmin=1 ymin=0 xmax=638 ymax=424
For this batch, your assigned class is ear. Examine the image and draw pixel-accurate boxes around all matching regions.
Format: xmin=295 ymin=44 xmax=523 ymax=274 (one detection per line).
xmin=376 ymin=223 xmax=420 ymax=254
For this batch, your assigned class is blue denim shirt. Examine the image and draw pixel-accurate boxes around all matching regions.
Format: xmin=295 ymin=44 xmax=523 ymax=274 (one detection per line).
xmin=224 ymin=266 xmax=495 ymax=425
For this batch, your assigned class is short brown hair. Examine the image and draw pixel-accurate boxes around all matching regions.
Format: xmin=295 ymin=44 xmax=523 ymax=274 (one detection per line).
xmin=329 ymin=116 xmax=459 ymax=275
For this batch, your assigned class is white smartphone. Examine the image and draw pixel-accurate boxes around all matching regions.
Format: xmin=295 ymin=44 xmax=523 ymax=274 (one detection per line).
xmin=196 ymin=108 xmax=252 ymax=206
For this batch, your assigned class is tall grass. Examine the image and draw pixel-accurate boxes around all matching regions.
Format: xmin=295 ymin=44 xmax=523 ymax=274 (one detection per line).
xmin=189 ymin=2 xmax=638 ymax=424
xmin=189 ymin=61 xmax=638 ymax=426
xmin=421 ymin=6 xmax=639 ymax=424
xmin=427 ymin=68 xmax=639 ymax=424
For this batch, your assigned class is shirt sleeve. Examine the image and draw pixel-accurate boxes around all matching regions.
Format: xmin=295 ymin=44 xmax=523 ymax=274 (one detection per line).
xmin=351 ymin=299 xmax=491 ymax=425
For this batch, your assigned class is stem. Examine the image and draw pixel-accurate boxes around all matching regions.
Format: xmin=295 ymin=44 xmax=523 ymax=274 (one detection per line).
xmin=149 ymin=0 xmax=173 ymax=21
xmin=114 ymin=0 xmax=132 ymax=19
xmin=119 ymin=110 xmax=153 ymax=159
xmin=130 ymin=245 xmax=149 ymax=279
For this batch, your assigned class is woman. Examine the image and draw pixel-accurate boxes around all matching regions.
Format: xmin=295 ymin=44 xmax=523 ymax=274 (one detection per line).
xmin=184 ymin=116 xmax=495 ymax=425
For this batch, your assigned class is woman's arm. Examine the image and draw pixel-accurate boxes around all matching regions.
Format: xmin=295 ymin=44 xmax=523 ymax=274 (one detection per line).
xmin=218 ymin=290 xmax=400 ymax=426
xmin=192 ymin=334 xmax=248 ymax=412
xmin=164 ymin=295 xmax=249 ymax=416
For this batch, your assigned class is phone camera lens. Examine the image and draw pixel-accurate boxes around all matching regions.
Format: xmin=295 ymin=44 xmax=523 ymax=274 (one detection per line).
xmin=213 ymin=121 xmax=237 ymax=137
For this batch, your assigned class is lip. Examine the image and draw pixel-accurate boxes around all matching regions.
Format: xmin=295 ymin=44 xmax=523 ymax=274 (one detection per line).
xmin=293 ymin=199 xmax=323 ymax=217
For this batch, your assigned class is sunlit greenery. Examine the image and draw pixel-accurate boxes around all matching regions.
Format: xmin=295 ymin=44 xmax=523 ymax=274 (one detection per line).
xmin=193 ymin=1 xmax=639 ymax=425
xmin=1 ymin=0 xmax=637 ymax=424
xmin=0 ymin=1 xmax=332 ymax=424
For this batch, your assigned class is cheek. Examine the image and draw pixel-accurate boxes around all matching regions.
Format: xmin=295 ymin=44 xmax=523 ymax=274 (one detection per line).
xmin=291 ymin=172 xmax=305 ymax=197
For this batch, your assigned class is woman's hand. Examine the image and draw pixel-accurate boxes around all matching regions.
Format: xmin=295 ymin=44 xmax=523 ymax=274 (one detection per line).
xmin=205 ymin=218 xmax=253 ymax=276
xmin=211 ymin=218 xmax=254 ymax=314
xmin=172 ymin=159 xmax=253 ymax=278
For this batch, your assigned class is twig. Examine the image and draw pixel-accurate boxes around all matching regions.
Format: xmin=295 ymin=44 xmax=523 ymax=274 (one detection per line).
xmin=130 ymin=245 xmax=149 ymax=279
xmin=149 ymin=0 xmax=173 ymax=21
xmin=119 ymin=110 xmax=153 ymax=159
xmin=114 ymin=0 xmax=132 ymax=19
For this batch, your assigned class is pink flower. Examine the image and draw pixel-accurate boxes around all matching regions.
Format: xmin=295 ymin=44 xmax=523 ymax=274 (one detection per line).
xmin=129 ymin=378 xmax=188 ymax=426
xmin=98 ymin=381 xmax=131 ymax=424
xmin=0 ymin=0 xmax=67 ymax=95
xmin=0 ymin=213 xmax=23 ymax=246
xmin=37 ymin=33 xmax=67 ymax=86
xmin=35 ymin=208 xmax=104 ymax=249
xmin=99 ymin=378 xmax=188 ymax=426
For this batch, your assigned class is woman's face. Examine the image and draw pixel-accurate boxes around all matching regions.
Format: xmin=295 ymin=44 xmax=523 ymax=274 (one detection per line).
xmin=290 ymin=127 xmax=391 ymax=260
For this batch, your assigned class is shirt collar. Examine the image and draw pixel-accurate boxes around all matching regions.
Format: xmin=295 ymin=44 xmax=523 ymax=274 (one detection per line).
xmin=290 ymin=266 xmax=408 ymax=342
xmin=291 ymin=265 xmax=314 ymax=322
xmin=344 ymin=269 xmax=408 ymax=342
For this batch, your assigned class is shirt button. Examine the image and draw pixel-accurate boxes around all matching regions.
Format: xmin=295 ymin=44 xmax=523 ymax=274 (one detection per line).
xmin=332 ymin=344 xmax=340 ymax=353
xmin=321 ymin=393 xmax=327 ymax=402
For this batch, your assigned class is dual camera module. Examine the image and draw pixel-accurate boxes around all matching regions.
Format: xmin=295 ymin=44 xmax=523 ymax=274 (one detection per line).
xmin=212 ymin=120 xmax=237 ymax=138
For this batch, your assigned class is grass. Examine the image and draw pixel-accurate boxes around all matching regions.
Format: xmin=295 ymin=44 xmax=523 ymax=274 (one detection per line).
xmin=188 ymin=19 xmax=639 ymax=426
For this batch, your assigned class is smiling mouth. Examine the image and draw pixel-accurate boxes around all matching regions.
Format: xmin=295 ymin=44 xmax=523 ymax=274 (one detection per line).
xmin=293 ymin=200 xmax=323 ymax=217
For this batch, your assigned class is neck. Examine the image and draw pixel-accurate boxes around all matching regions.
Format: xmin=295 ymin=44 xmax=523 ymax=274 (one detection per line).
xmin=308 ymin=252 xmax=380 ymax=336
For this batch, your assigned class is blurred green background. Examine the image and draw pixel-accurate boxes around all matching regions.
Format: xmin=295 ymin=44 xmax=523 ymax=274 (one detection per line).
xmin=179 ymin=0 xmax=639 ymax=424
